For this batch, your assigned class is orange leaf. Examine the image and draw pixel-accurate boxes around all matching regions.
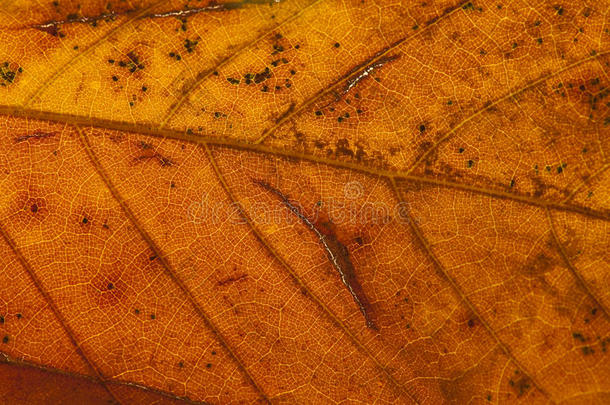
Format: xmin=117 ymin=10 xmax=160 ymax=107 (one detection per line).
xmin=0 ymin=0 xmax=608 ymax=403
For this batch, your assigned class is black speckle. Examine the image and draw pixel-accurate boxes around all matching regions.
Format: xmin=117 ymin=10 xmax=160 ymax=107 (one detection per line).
xmin=107 ymin=283 xmax=114 ymax=290
xmin=572 ymin=332 xmax=585 ymax=342
xmin=206 ymin=363 xmax=212 ymax=368
xmin=467 ymin=160 xmax=474 ymax=168
xmin=334 ymin=42 xmax=340 ymax=48
xmin=31 ymin=204 xmax=38 ymax=213
xmin=82 ymin=217 xmax=88 ymax=224
xmin=111 ymin=76 xmax=118 ymax=82
xmin=2 ymin=336 xmax=8 ymax=344
xmin=141 ymin=86 xmax=147 ymax=92
xmin=211 ymin=350 xmax=217 ymax=355
xmin=315 ymin=110 xmax=322 ymax=116
xmin=419 ymin=124 xmax=426 ymax=132
xmin=184 ymin=38 xmax=199 ymax=53
xmin=150 ymin=314 xmax=156 ymax=320
xmin=467 ymin=319 xmax=475 ymax=328
xmin=0 ymin=316 xmax=4 ymax=324
xmin=108 ymin=59 xmax=115 ymax=64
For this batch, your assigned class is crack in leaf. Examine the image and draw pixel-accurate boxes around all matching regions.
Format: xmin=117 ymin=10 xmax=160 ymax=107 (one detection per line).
xmin=252 ymin=178 xmax=377 ymax=330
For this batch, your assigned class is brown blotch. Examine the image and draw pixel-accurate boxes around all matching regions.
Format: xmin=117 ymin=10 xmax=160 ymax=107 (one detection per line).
xmin=15 ymin=131 xmax=56 ymax=143
xmin=217 ymin=274 xmax=248 ymax=287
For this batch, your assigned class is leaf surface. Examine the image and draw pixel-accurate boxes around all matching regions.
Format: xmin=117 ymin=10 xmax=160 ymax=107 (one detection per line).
xmin=0 ymin=0 xmax=609 ymax=403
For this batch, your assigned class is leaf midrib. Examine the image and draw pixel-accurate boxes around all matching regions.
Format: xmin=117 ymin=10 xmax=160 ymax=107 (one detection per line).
xmin=1 ymin=105 xmax=608 ymax=221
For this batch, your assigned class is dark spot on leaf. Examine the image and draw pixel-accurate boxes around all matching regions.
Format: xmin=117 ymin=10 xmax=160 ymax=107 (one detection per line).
xmin=582 ymin=346 xmax=594 ymax=355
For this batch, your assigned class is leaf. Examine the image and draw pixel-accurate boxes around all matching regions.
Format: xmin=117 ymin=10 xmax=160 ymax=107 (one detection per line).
xmin=0 ymin=0 xmax=608 ymax=403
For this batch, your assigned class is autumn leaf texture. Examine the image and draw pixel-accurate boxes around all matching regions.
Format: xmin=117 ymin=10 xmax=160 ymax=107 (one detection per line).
xmin=0 ymin=0 xmax=608 ymax=403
